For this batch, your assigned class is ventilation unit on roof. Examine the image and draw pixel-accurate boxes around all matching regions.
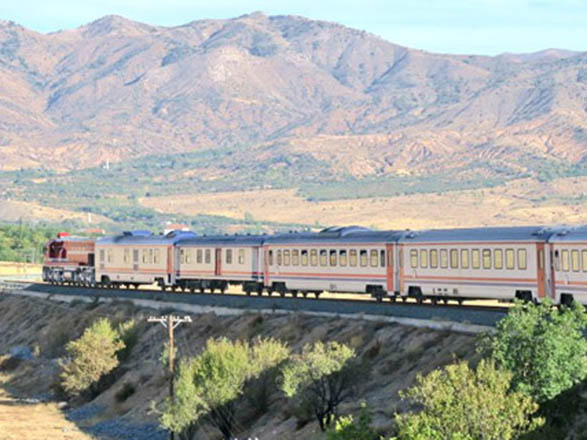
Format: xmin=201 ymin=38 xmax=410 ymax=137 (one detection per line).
xmin=122 ymin=230 xmax=153 ymax=237
xmin=319 ymin=226 xmax=372 ymax=237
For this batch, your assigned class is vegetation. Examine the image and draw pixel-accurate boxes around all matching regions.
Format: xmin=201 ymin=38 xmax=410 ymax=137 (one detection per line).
xmin=0 ymin=224 xmax=59 ymax=263
xmin=59 ymin=318 xmax=125 ymax=396
xmin=394 ymin=359 xmax=543 ymax=440
xmin=281 ymin=341 xmax=357 ymax=431
xmin=326 ymin=403 xmax=379 ymax=440
xmin=160 ymin=337 xmax=289 ymax=440
xmin=481 ymin=300 xmax=587 ymax=403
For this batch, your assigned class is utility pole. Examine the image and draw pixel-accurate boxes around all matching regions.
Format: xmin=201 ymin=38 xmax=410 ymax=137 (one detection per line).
xmin=147 ymin=314 xmax=192 ymax=440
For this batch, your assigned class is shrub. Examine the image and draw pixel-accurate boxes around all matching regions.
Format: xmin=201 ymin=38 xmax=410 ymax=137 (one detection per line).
xmin=160 ymin=337 xmax=288 ymax=440
xmin=115 ymin=382 xmax=136 ymax=402
xmin=326 ymin=403 xmax=379 ymax=440
xmin=59 ymin=318 xmax=125 ymax=396
xmin=116 ymin=319 xmax=140 ymax=362
xmin=394 ymin=359 xmax=543 ymax=440
xmin=481 ymin=299 xmax=587 ymax=403
xmin=281 ymin=341 xmax=357 ymax=431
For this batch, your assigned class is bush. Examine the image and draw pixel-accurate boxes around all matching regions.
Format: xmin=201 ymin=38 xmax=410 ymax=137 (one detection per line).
xmin=326 ymin=403 xmax=379 ymax=440
xmin=160 ymin=337 xmax=289 ymax=440
xmin=116 ymin=319 xmax=140 ymax=363
xmin=115 ymin=382 xmax=136 ymax=402
xmin=394 ymin=359 xmax=543 ymax=440
xmin=481 ymin=299 xmax=587 ymax=403
xmin=60 ymin=318 xmax=125 ymax=396
xmin=281 ymin=341 xmax=357 ymax=431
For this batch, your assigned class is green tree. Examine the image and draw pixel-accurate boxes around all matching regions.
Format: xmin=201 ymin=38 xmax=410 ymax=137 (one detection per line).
xmin=326 ymin=402 xmax=379 ymax=440
xmin=394 ymin=360 xmax=543 ymax=440
xmin=60 ymin=318 xmax=125 ymax=396
xmin=160 ymin=337 xmax=289 ymax=440
xmin=281 ymin=341 xmax=357 ymax=431
xmin=481 ymin=299 xmax=587 ymax=402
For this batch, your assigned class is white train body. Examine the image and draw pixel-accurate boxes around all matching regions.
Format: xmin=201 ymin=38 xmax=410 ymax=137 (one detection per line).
xmin=549 ymin=227 xmax=587 ymax=305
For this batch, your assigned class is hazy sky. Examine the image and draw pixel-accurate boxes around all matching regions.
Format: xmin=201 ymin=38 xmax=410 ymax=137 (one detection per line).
xmin=2 ymin=0 xmax=586 ymax=55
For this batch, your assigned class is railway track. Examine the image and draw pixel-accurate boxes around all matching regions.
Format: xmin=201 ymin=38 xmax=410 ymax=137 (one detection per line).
xmin=0 ymin=280 xmax=508 ymax=328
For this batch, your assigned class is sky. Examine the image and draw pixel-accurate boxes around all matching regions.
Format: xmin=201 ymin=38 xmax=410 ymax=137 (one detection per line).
xmin=1 ymin=0 xmax=586 ymax=55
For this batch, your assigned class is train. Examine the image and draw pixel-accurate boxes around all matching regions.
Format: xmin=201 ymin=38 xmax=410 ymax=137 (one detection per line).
xmin=42 ymin=225 xmax=587 ymax=306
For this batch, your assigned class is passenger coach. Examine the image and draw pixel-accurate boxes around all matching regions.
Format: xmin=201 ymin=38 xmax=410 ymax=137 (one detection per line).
xmin=397 ymin=226 xmax=556 ymax=303
xmin=263 ymin=227 xmax=401 ymax=300
xmin=549 ymin=226 xmax=587 ymax=305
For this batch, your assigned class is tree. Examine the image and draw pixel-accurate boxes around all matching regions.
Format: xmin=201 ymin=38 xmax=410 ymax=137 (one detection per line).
xmin=281 ymin=341 xmax=357 ymax=431
xmin=394 ymin=360 xmax=543 ymax=440
xmin=160 ymin=337 xmax=289 ymax=440
xmin=60 ymin=318 xmax=125 ymax=396
xmin=481 ymin=299 xmax=587 ymax=403
xmin=326 ymin=403 xmax=379 ymax=440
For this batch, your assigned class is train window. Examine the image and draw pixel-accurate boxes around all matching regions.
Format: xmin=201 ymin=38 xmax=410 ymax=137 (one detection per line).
xmin=268 ymin=250 xmax=273 ymax=266
xmin=583 ymin=250 xmax=587 ymax=272
xmin=150 ymin=249 xmax=155 ymax=264
xmin=107 ymin=249 xmax=113 ymax=263
xmin=301 ymin=250 xmax=308 ymax=266
xmin=420 ymin=250 xmax=428 ymax=268
xmin=123 ymin=248 xmax=130 ymax=264
xmin=330 ymin=250 xmax=337 ymax=266
xmin=461 ymin=249 xmax=469 ymax=269
xmin=310 ymin=249 xmax=318 ymax=266
xmin=440 ymin=249 xmax=448 ymax=268
xmin=205 ymin=249 xmax=211 ymax=264
xmin=430 ymin=249 xmax=438 ymax=268
xmin=197 ymin=249 xmax=203 ymax=264
xmin=179 ymin=249 xmax=185 ymax=264
xmin=320 ymin=250 xmax=327 ymax=266
xmin=571 ymin=250 xmax=580 ymax=272
xmin=226 ymin=249 xmax=233 ymax=264
xmin=494 ymin=249 xmax=503 ymax=270
xmin=154 ymin=249 xmax=161 ymax=264
xmin=99 ymin=249 xmax=105 ymax=263
xmin=505 ymin=249 xmax=514 ymax=269
xmin=472 ymin=249 xmax=480 ymax=269
xmin=482 ymin=249 xmax=491 ymax=269
xmin=238 ymin=249 xmax=245 ymax=265
xmin=339 ymin=250 xmax=347 ymax=267
xmin=277 ymin=250 xmax=282 ymax=266
xmin=141 ymin=249 xmax=147 ymax=264
xmin=380 ymin=250 xmax=386 ymax=267
xmin=349 ymin=250 xmax=358 ymax=267
xmin=284 ymin=250 xmax=291 ymax=266
xmin=450 ymin=249 xmax=458 ymax=269
xmin=360 ymin=250 xmax=368 ymax=267
xmin=292 ymin=250 xmax=299 ymax=266
xmin=518 ymin=249 xmax=528 ymax=271
xmin=186 ymin=249 xmax=193 ymax=264
xmin=554 ymin=250 xmax=560 ymax=271
xmin=370 ymin=250 xmax=378 ymax=267
xmin=410 ymin=250 xmax=418 ymax=269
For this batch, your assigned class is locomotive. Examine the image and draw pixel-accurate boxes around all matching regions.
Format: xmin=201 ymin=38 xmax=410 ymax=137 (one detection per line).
xmin=43 ymin=225 xmax=587 ymax=306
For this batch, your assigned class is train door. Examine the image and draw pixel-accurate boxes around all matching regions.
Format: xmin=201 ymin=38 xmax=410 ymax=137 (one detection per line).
xmin=264 ymin=247 xmax=270 ymax=287
xmin=133 ymin=249 xmax=139 ymax=271
xmin=536 ymin=243 xmax=546 ymax=299
xmin=386 ymin=244 xmax=394 ymax=293
xmin=215 ymin=248 xmax=222 ymax=276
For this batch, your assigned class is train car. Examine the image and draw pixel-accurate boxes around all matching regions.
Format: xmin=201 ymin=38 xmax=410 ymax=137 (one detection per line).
xmin=95 ymin=230 xmax=196 ymax=288
xmin=397 ymin=226 xmax=558 ymax=303
xmin=175 ymin=234 xmax=266 ymax=294
xmin=262 ymin=227 xmax=401 ymax=299
xmin=549 ymin=226 xmax=587 ymax=305
xmin=42 ymin=233 xmax=95 ymax=285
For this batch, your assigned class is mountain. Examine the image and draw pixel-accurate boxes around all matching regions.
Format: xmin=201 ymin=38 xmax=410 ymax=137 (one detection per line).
xmin=0 ymin=13 xmax=585 ymax=230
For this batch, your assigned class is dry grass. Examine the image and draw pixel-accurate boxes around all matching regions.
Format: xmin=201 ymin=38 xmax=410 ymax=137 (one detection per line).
xmin=0 ymin=200 xmax=112 ymax=224
xmin=140 ymin=176 xmax=587 ymax=230
xmin=0 ymin=380 xmax=93 ymax=440
xmin=0 ymin=262 xmax=42 ymax=277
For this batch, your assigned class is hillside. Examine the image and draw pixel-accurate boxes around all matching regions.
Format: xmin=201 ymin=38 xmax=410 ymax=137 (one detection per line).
xmin=0 ymin=13 xmax=585 ymax=230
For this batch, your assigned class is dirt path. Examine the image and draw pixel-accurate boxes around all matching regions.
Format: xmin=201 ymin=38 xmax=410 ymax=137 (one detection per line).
xmin=0 ymin=386 xmax=93 ymax=440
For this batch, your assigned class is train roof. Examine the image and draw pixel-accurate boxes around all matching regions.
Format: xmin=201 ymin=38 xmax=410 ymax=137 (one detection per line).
xmin=398 ymin=226 xmax=560 ymax=243
xmin=264 ymin=226 xmax=401 ymax=244
xmin=97 ymin=230 xmax=198 ymax=246
xmin=547 ymin=225 xmax=587 ymax=243
xmin=177 ymin=233 xmax=268 ymax=246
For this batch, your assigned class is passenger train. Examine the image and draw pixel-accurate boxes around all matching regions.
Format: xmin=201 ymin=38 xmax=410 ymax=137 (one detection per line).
xmin=42 ymin=225 xmax=587 ymax=306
